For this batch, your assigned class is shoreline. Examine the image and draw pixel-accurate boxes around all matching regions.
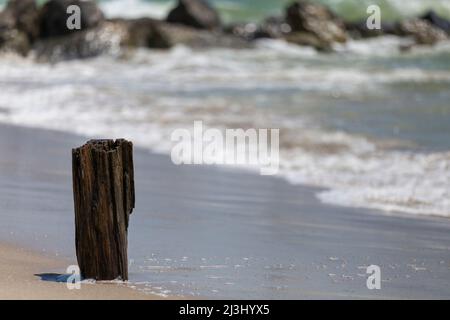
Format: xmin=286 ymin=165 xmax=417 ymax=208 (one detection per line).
xmin=0 ymin=242 xmax=165 ymax=300
xmin=0 ymin=123 xmax=174 ymax=299
xmin=1 ymin=123 xmax=450 ymax=299
xmin=2 ymin=120 xmax=449 ymax=223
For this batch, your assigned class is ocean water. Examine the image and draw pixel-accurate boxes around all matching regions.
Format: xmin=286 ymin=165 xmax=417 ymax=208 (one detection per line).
xmin=86 ymin=0 xmax=450 ymax=22
xmin=2 ymin=0 xmax=450 ymax=21
xmin=0 ymin=0 xmax=450 ymax=218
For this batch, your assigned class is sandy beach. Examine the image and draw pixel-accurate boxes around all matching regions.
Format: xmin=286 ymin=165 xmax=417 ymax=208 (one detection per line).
xmin=0 ymin=243 xmax=161 ymax=300
xmin=0 ymin=123 xmax=449 ymax=299
xmin=0 ymin=124 xmax=169 ymax=299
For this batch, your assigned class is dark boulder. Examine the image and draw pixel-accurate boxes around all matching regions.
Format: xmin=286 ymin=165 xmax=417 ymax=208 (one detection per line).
xmin=285 ymin=0 xmax=347 ymax=49
xmin=396 ymin=18 xmax=448 ymax=45
xmin=34 ymin=19 xmax=172 ymax=61
xmin=1 ymin=0 xmax=39 ymax=41
xmin=33 ymin=15 xmax=250 ymax=61
xmin=39 ymin=0 xmax=104 ymax=38
xmin=0 ymin=3 xmax=17 ymax=34
xmin=166 ymin=0 xmax=221 ymax=30
xmin=109 ymin=18 xmax=171 ymax=49
xmin=0 ymin=28 xmax=30 ymax=56
xmin=421 ymin=10 xmax=450 ymax=34
xmin=284 ymin=31 xmax=333 ymax=52
xmin=156 ymin=20 xmax=250 ymax=49
xmin=0 ymin=0 xmax=38 ymax=55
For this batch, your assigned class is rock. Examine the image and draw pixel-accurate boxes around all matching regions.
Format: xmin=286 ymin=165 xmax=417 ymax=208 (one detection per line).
xmin=225 ymin=17 xmax=291 ymax=41
xmin=2 ymin=0 xmax=39 ymax=41
xmin=39 ymin=0 xmax=104 ymax=38
xmin=255 ymin=16 xmax=292 ymax=39
xmin=285 ymin=31 xmax=333 ymax=52
xmin=0 ymin=0 xmax=38 ymax=55
xmin=212 ymin=3 xmax=346 ymax=51
xmin=34 ymin=21 xmax=126 ymax=61
xmin=34 ymin=18 xmax=171 ymax=61
xmin=285 ymin=0 xmax=347 ymax=48
xmin=0 ymin=28 xmax=30 ymax=56
xmin=397 ymin=18 xmax=448 ymax=45
xmin=166 ymin=0 xmax=221 ymax=30
xmin=224 ymin=22 xmax=260 ymax=41
xmin=421 ymin=10 xmax=450 ymax=34
xmin=156 ymin=20 xmax=250 ymax=49
xmin=33 ymin=16 xmax=250 ymax=61
xmin=345 ymin=20 xmax=397 ymax=39
xmin=113 ymin=18 xmax=247 ymax=50
xmin=110 ymin=18 xmax=171 ymax=49
xmin=0 ymin=6 xmax=17 ymax=36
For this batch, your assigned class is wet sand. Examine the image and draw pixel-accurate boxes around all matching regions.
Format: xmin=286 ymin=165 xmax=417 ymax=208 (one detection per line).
xmin=0 ymin=243 xmax=162 ymax=300
xmin=0 ymin=123 xmax=449 ymax=299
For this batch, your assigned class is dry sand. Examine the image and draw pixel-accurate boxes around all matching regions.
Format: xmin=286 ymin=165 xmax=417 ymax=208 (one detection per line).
xmin=0 ymin=243 xmax=161 ymax=300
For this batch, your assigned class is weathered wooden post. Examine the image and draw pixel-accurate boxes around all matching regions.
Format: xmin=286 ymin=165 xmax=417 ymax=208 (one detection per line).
xmin=72 ymin=139 xmax=135 ymax=281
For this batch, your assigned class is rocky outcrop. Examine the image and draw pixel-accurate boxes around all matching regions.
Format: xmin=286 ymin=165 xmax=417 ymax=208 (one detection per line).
xmin=421 ymin=10 xmax=450 ymax=34
xmin=39 ymin=0 xmax=104 ymax=38
xmin=33 ymin=21 xmax=126 ymax=61
xmin=166 ymin=0 xmax=221 ymax=30
xmin=156 ymin=20 xmax=250 ymax=49
xmin=0 ymin=0 xmax=38 ymax=55
xmin=111 ymin=18 xmax=171 ymax=49
xmin=226 ymin=0 xmax=349 ymax=51
xmin=397 ymin=18 xmax=448 ymax=45
xmin=35 ymin=18 xmax=172 ymax=61
xmin=285 ymin=0 xmax=347 ymax=50
xmin=285 ymin=31 xmax=335 ymax=51
xmin=2 ymin=0 xmax=39 ymax=40
xmin=258 ymin=16 xmax=292 ymax=39
xmin=225 ymin=22 xmax=259 ymax=41
xmin=2 ymin=0 xmax=449 ymax=59
xmin=345 ymin=20 xmax=397 ymax=39
xmin=344 ymin=12 xmax=450 ymax=46
xmin=0 ymin=0 xmax=254 ymax=58
xmin=226 ymin=16 xmax=291 ymax=41
xmin=0 ymin=28 xmax=30 ymax=55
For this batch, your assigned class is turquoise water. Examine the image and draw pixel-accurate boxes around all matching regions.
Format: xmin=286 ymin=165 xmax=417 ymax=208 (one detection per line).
xmin=101 ymin=0 xmax=450 ymax=22
xmin=105 ymin=0 xmax=450 ymax=22
xmin=205 ymin=0 xmax=450 ymax=22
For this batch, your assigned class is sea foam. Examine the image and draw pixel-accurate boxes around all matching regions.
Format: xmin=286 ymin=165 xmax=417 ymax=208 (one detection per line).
xmin=1 ymin=39 xmax=450 ymax=217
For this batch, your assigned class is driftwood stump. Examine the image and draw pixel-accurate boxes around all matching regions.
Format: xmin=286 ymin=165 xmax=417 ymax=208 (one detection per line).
xmin=72 ymin=139 xmax=135 ymax=281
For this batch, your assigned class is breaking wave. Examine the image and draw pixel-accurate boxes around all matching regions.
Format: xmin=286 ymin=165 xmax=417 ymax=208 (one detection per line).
xmin=1 ymin=36 xmax=450 ymax=217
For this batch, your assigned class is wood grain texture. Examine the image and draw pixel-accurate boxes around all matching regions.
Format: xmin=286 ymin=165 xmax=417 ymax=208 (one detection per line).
xmin=72 ymin=139 xmax=135 ymax=281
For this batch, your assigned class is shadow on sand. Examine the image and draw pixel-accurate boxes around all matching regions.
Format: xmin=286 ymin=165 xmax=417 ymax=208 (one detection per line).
xmin=35 ymin=273 xmax=71 ymax=283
